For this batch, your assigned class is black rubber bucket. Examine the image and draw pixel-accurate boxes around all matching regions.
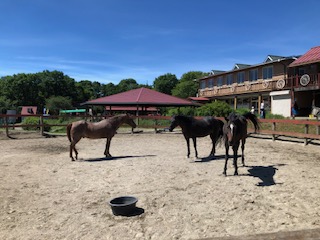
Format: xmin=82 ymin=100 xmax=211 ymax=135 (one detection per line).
xmin=109 ymin=196 xmax=138 ymax=216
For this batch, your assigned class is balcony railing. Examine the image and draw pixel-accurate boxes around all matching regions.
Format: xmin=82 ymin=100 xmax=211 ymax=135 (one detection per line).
xmin=287 ymin=73 xmax=320 ymax=89
xmin=199 ymin=73 xmax=320 ymax=98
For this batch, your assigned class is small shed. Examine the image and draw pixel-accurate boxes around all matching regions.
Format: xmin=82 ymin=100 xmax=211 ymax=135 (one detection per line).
xmin=21 ymin=106 xmax=37 ymax=115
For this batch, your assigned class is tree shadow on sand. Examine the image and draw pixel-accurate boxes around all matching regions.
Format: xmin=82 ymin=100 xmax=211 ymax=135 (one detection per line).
xmin=82 ymin=155 xmax=156 ymax=162
xmin=247 ymin=164 xmax=285 ymax=186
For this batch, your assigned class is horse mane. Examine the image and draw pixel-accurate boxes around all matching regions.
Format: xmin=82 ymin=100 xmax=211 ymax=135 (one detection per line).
xmin=226 ymin=112 xmax=260 ymax=132
xmin=243 ymin=112 xmax=260 ymax=132
xmin=107 ymin=114 xmax=128 ymax=122
xmin=174 ymin=115 xmax=194 ymax=123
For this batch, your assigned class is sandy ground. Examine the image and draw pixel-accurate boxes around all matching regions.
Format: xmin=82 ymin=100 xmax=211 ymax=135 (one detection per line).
xmin=0 ymin=130 xmax=320 ymax=240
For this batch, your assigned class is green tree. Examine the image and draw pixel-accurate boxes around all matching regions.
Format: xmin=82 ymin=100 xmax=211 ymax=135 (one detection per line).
xmin=172 ymin=71 xmax=208 ymax=98
xmin=117 ymin=78 xmax=139 ymax=92
xmin=37 ymin=70 xmax=77 ymax=105
xmin=75 ymin=80 xmax=104 ymax=101
xmin=101 ymin=83 xmax=118 ymax=96
xmin=0 ymin=74 xmax=41 ymax=107
xmin=0 ymin=96 xmax=15 ymax=113
xmin=153 ymin=73 xmax=178 ymax=95
xmin=46 ymin=96 xmax=73 ymax=115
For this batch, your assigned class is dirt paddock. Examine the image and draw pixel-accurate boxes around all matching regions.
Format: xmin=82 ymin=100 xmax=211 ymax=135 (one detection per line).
xmin=0 ymin=130 xmax=320 ymax=240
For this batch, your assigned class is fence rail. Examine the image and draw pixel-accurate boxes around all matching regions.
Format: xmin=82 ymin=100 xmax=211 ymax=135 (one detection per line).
xmin=1 ymin=114 xmax=320 ymax=145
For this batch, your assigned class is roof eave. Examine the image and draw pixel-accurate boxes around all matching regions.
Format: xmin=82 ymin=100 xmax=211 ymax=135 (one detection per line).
xmin=81 ymin=102 xmax=199 ymax=107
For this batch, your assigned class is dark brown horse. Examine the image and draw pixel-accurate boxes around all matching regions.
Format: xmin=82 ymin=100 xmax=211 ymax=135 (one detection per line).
xmin=67 ymin=114 xmax=136 ymax=161
xmin=169 ymin=115 xmax=224 ymax=158
xmin=223 ymin=112 xmax=260 ymax=176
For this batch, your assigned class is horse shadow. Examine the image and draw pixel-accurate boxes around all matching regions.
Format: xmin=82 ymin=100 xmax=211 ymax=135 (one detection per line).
xmin=193 ymin=154 xmax=226 ymax=163
xmin=82 ymin=155 xmax=156 ymax=162
xmin=246 ymin=164 xmax=285 ymax=186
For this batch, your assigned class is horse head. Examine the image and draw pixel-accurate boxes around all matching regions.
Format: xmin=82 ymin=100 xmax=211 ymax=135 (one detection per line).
xmin=124 ymin=114 xmax=137 ymax=128
xmin=169 ymin=115 xmax=180 ymax=132
xmin=224 ymin=113 xmax=243 ymax=146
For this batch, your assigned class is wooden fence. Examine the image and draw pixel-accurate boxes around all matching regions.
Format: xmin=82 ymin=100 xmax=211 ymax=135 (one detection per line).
xmin=1 ymin=114 xmax=320 ymax=145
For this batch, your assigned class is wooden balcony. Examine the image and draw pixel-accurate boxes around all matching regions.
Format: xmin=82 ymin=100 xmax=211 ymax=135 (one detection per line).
xmin=199 ymin=79 xmax=287 ymax=98
xmin=198 ymin=73 xmax=320 ymax=98
xmin=287 ymin=73 xmax=320 ymax=90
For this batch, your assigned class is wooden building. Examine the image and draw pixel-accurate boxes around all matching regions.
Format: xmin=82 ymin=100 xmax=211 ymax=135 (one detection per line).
xmin=197 ymin=55 xmax=298 ymax=117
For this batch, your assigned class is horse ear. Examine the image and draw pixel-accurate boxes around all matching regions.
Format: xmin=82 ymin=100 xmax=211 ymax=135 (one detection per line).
xmin=224 ymin=116 xmax=229 ymax=122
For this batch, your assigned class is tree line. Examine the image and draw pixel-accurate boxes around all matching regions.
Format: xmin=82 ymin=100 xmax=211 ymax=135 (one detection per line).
xmin=0 ymin=70 xmax=208 ymax=114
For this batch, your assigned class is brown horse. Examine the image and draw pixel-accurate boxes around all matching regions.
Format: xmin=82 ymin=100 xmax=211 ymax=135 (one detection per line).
xmin=67 ymin=114 xmax=137 ymax=161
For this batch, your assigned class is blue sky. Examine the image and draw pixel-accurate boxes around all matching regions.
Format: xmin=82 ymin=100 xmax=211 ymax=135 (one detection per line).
xmin=1 ymin=0 xmax=319 ymax=85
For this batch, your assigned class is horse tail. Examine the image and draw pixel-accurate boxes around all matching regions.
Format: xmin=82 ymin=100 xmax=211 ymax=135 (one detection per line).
xmin=67 ymin=123 xmax=73 ymax=142
xmin=243 ymin=112 xmax=260 ymax=132
xmin=215 ymin=118 xmax=225 ymax=145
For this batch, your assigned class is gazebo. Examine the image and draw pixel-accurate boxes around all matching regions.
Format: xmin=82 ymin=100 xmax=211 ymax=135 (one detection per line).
xmin=81 ymin=87 xmax=199 ymax=115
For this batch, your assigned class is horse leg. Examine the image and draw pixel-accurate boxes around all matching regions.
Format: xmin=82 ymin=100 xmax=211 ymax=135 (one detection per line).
xmin=241 ymin=138 xmax=246 ymax=166
xmin=223 ymin=140 xmax=229 ymax=176
xmin=104 ymin=138 xmax=112 ymax=157
xmin=209 ymin=134 xmax=215 ymax=156
xmin=192 ymin=137 xmax=198 ymax=158
xmin=185 ymin=137 xmax=190 ymax=158
xmin=69 ymin=142 xmax=75 ymax=161
xmin=232 ymin=143 xmax=240 ymax=175
xmin=70 ymin=137 xmax=81 ymax=161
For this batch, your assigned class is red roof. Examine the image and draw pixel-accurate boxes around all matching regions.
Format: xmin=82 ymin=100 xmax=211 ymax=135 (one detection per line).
xmin=289 ymin=46 xmax=320 ymax=67
xmin=105 ymin=106 xmax=158 ymax=111
xmin=82 ymin=88 xmax=197 ymax=107
xmin=188 ymin=97 xmax=209 ymax=102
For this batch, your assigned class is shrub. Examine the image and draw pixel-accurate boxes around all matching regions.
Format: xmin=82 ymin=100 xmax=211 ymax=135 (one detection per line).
xmin=167 ymin=107 xmax=196 ymax=116
xmin=235 ymin=108 xmax=251 ymax=115
xmin=266 ymin=112 xmax=285 ymax=119
xmin=195 ymin=101 xmax=232 ymax=117
xmin=22 ymin=117 xmax=51 ymax=131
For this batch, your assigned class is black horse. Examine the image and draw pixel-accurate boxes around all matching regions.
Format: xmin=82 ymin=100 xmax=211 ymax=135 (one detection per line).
xmin=223 ymin=112 xmax=260 ymax=176
xmin=169 ymin=115 xmax=224 ymax=158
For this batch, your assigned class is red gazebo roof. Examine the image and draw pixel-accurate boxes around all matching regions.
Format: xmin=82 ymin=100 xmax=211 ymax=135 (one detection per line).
xmin=105 ymin=106 xmax=158 ymax=111
xmin=289 ymin=46 xmax=320 ymax=67
xmin=82 ymin=87 xmax=198 ymax=107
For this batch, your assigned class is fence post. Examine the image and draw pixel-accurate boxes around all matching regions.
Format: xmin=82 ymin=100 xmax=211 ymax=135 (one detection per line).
xmin=154 ymin=117 xmax=158 ymax=133
xmin=5 ymin=115 xmax=9 ymax=138
xmin=40 ymin=115 xmax=44 ymax=136
xmin=304 ymin=124 xmax=309 ymax=145
xmin=272 ymin=121 xmax=276 ymax=141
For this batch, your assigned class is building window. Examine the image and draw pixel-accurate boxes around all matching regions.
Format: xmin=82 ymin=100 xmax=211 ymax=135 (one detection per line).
xmin=200 ymin=80 xmax=206 ymax=89
xmin=298 ymin=67 xmax=306 ymax=76
xmin=249 ymin=69 xmax=258 ymax=81
xmin=208 ymin=79 xmax=213 ymax=88
xmin=217 ymin=76 xmax=223 ymax=86
xmin=237 ymin=72 xmax=245 ymax=83
xmin=263 ymin=66 xmax=273 ymax=79
xmin=227 ymin=74 xmax=233 ymax=85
